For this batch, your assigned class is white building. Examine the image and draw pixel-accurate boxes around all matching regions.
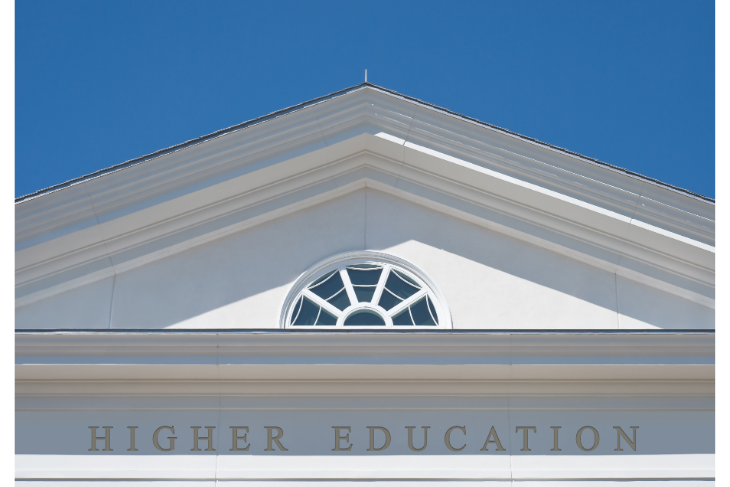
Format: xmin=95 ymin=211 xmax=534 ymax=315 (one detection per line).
xmin=15 ymin=83 xmax=714 ymax=485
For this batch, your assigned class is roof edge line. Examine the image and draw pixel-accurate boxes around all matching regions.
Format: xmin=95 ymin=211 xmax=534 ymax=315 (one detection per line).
xmin=363 ymin=85 xmax=714 ymax=205
xmin=16 ymin=82 xmax=714 ymax=205
xmin=14 ymin=83 xmax=372 ymax=204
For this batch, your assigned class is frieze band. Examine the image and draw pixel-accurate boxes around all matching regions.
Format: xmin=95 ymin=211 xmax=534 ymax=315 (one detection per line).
xmin=88 ymin=425 xmax=639 ymax=453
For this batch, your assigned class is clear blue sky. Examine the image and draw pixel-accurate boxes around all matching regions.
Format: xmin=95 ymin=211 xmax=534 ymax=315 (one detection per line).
xmin=16 ymin=0 xmax=715 ymax=199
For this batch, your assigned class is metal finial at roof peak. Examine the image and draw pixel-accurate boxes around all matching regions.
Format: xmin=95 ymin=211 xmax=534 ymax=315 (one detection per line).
xmin=365 ymin=69 xmax=367 ymax=83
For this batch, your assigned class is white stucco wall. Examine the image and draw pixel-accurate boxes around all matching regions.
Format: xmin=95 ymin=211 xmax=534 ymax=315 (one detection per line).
xmin=15 ymin=188 xmax=714 ymax=330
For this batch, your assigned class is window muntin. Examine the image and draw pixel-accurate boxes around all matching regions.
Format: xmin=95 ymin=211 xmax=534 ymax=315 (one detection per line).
xmin=283 ymin=252 xmax=451 ymax=329
xmin=392 ymin=295 xmax=439 ymax=327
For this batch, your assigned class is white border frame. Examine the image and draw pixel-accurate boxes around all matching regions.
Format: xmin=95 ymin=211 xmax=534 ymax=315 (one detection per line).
xmin=280 ymin=250 xmax=453 ymax=329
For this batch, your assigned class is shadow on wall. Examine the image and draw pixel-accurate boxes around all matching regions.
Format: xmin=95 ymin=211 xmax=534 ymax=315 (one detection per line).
xmin=363 ymin=190 xmax=713 ymax=331
xmin=15 ymin=189 xmax=714 ymax=330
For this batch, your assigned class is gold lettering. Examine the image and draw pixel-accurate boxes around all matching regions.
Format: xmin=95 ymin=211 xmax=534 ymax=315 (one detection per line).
xmin=576 ymin=426 xmax=600 ymax=451
xmin=444 ymin=426 xmax=466 ymax=451
xmin=367 ymin=426 xmax=391 ymax=451
xmin=153 ymin=426 xmax=176 ymax=452
xmin=230 ymin=426 xmax=250 ymax=451
xmin=550 ymin=426 xmax=561 ymax=452
xmin=332 ymin=426 xmax=352 ymax=451
xmin=480 ymin=426 xmax=506 ymax=451
xmin=190 ymin=426 xmax=216 ymax=452
xmin=127 ymin=426 xmax=138 ymax=452
xmin=406 ymin=426 xmax=429 ymax=452
xmin=613 ymin=426 xmax=638 ymax=451
xmin=265 ymin=426 xmax=288 ymax=451
xmin=515 ymin=426 xmax=536 ymax=452
xmin=88 ymin=426 xmax=113 ymax=452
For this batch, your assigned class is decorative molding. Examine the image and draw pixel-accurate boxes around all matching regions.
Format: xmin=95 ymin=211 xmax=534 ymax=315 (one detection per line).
xmin=16 ymin=331 xmax=714 ymax=382
xmin=16 ymin=379 xmax=714 ymax=398
xmin=15 ymin=330 xmax=716 ymax=356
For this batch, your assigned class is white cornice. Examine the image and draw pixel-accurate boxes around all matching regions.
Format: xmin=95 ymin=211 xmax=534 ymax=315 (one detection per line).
xmin=15 ymin=88 xmax=715 ymax=308
xmin=16 ymin=331 xmax=714 ymax=381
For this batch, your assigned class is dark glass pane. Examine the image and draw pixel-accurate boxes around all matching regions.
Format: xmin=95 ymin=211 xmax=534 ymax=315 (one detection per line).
xmin=310 ymin=270 xmax=337 ymax=287
xmin=309 ymin=271 xmax=345 ymax=301
xmin=291 ymin=297 xmax=320 ymax=326
xmin=384 ymin=271 xmax=420 ymax=300
xmin=354 ymin=287 xmax=376 ymax=302
xmin=426 ymin=295 xmax=439 ymax=324
xmin=343 ymin=310 xmax=386 ymax=326
xmin=392 ymin=309 xmax=414 ymax=326
xmin=327 ymin=288 xmax=351 ymax=311
xmin=378 ymin=288 xmax=403 ymax=310
xmin=409 ymin=297 xmax=438 ymax=326
xmin=315 ymin=308 xmax=337 ymax=326
xmin=347 ymin=267 xmax=382 ymax=286
xmin=394 ymin=270 xmax=419 ymax=287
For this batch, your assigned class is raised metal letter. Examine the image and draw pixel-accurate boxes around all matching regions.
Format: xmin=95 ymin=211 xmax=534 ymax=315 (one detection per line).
xmin=88 ymin=426 xmax=113 ymax=452
xmin=265 ymin=426 xmax=288 ymax=451
xmin=406 ymin=426 xmax=429 ymax=451
xmin=191 ymin=426 xmax=216 ymax=452
xmin=445 ymin=426 xmax=466 ymax=451
xmin=332 ymin=426 xmax=352 ymax=451
xmin=576 ymin=426 xmax=600 ymax=451
xmin=613 ymin=426 xmax=638 ymax=451
xmin=153 ymin=426 xmax=176 ymax=452
xmin=550 ymin=426 xmax=561 ymax=452
xmin=515 ymin=426 xmax=536 ymax=452
xmin=230 ymin=426 xmax=250 ymax=451
xmin=367 ymin=426 xmax=391 ymax=451
xmin=480 ymin=426 xmax=506 ymax=451
xmin=127 ymin=426 xmax=138 ymax=452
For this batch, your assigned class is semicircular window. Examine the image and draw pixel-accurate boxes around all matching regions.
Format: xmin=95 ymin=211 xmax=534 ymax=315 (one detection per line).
xmin=283 ymin=251 xmax=451 ymax=328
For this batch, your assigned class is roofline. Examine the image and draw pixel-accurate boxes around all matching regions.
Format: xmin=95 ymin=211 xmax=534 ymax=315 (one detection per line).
xmin=14 ymin=83 xmax=370 ymax=203
xmin=15 ymin=82 xmax=715 ymax=204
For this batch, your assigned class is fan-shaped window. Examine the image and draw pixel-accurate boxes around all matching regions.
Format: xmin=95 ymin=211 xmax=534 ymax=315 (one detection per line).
xmin=282 ymin=251 xmax=451 ymax=329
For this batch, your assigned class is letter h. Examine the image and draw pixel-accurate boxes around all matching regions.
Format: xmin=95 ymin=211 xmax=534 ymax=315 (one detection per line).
xmin=191 ymin=426 xmax=216 ymax=451
xmin=88 ymin=426 xmax=113 ymax=451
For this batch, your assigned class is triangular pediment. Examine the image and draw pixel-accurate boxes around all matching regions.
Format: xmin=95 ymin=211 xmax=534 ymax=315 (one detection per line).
xmin=15 ymin=84 xmax=714 ymax=330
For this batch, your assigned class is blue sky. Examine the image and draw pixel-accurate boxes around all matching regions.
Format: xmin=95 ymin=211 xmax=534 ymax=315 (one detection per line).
xmin=16 ymin=0 xmax=715 ymax=198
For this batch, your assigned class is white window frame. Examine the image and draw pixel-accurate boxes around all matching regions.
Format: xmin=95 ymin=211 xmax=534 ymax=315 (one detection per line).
xmin=281 ymin=251 xmax=452 ymax=329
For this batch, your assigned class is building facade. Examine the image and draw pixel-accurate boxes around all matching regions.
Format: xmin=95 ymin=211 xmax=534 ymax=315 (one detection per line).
xmin=15 ymin=84 xmax=715 ymax=485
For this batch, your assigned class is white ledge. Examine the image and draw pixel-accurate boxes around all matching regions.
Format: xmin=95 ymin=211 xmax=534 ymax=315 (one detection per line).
xmin=16 ymin=331 xmax=714 ymax=381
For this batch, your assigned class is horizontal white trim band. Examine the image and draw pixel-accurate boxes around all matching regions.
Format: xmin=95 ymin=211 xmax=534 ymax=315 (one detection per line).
xmin=15 ymin=454 xmax=715 ymax=480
